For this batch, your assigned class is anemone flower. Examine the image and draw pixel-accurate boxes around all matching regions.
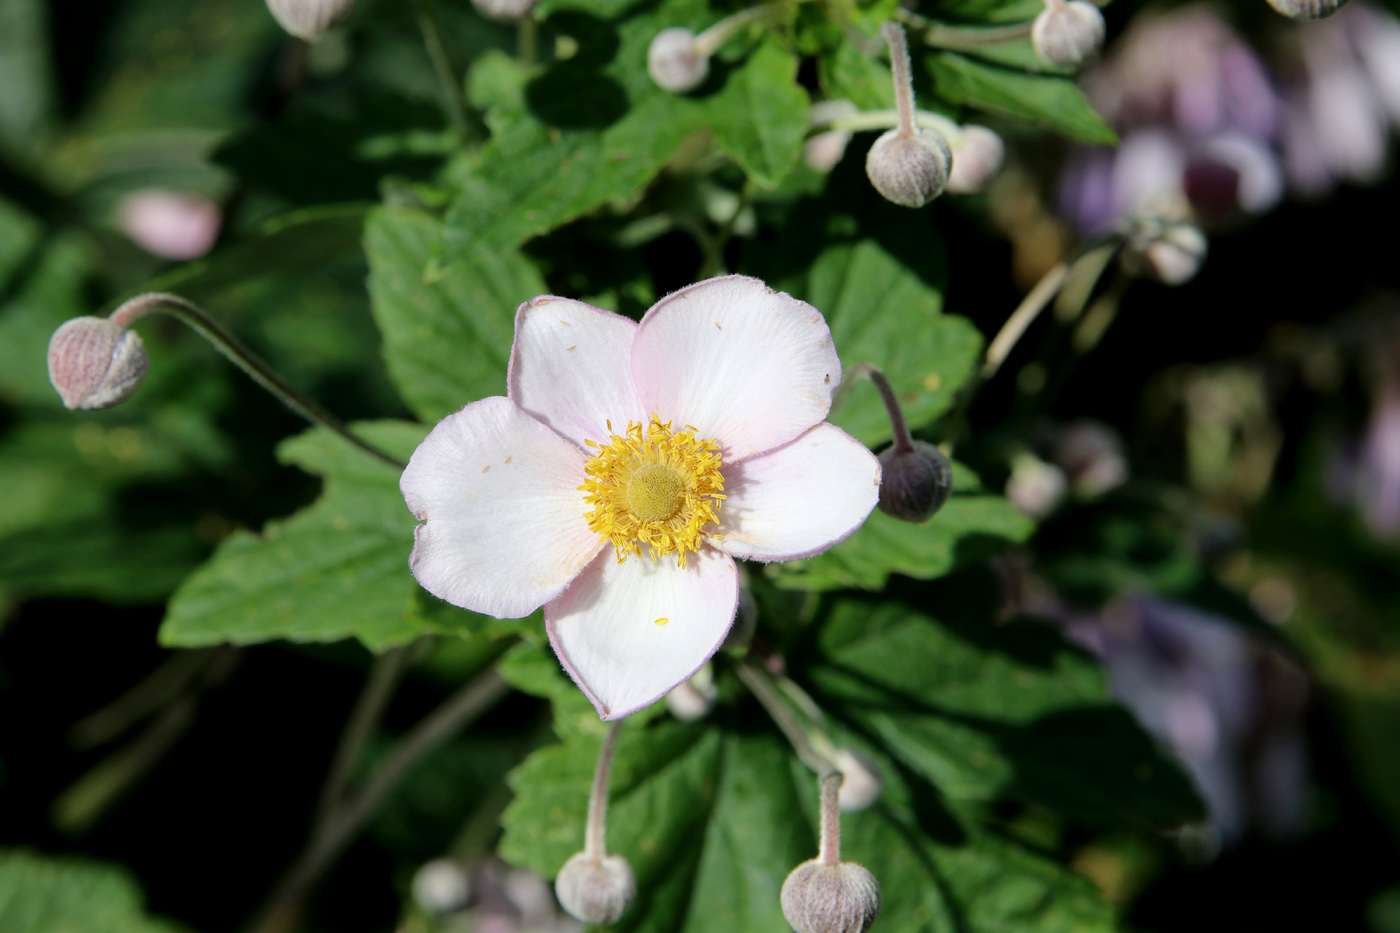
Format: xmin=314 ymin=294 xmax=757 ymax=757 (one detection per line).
xmin=400 ymin=275 xmax=880 ymax=719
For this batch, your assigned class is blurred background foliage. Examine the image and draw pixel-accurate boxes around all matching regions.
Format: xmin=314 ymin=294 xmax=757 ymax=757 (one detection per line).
xmin=2 ymin=0 xmax=1400 ymax=929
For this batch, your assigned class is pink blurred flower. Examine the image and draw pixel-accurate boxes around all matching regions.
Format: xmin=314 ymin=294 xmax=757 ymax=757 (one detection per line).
xmin=400 ymin=276 xmax=879 ymax=719
xmin=117 ymin=189 xmax=221 ymax=260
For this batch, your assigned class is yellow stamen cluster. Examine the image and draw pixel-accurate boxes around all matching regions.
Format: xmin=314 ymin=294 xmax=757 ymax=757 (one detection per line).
xmin=581 ymin=415 xmax=725 ymax=567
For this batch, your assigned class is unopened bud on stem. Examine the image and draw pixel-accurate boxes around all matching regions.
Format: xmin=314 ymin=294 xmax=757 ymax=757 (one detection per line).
xmin=47 ymin=317 xmax=150 ymax=410
xmin=1031 ymin=0 xmax=1105 ymax=68
xmin=556 ymin=721 xmax=635 ymax=926
xmin=266 ymin=0 xmax=354 ymax=41
xmin=781 ymin=772 xmax=881 ymax=933
xmin=855 ymin=364 xmax=952 ymax=522
xmin=648 ymin=6 xmax=780 ymax=93
xmin=866 ymin=22 xmax=951 ymax=208
xmin=945 ymin=125 xmax=1005 ymax=195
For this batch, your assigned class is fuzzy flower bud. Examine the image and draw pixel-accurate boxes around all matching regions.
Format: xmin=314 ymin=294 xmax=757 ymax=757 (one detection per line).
xmin=833 ymin=749 xmax=883 ymax=812
xmin=866 ymin=129 xmax=952 ymax=208
xmin=648 ymin=28 xmax=708 ymax=93
xmin=47 ymin=317 xmax=150 ymax=411
xmin=781 ymin=860 xmax=881 ymax=933
xmin=555 ymin=852 xmax=635 ymax=925
xmin=472 ymin=0 xmax=537 ymax=23
xmin=1265 ymin=0 xmax=1346 ymax=18
xmin=1124 ymin=220 xmax=1208 ymax=285
xmin=878 ymin=441 xmax=952 ymax=523
xmin=1031 ymin=0 xmax=1106 ymax=68
xmin=945 ymin=125 xmax=1005 ymax=195
xmin=265 ymin=0 xmax=354 ymax=41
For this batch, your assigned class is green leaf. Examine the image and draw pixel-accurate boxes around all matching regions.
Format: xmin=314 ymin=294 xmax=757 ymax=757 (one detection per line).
xmin=807 ymin=239 xmax=981 ymax=447
xmin=160 ymin=421 xmax=511 ymax=652
xmin=366 ymin=205 xmax=545 ymax=423
xmin=0 ymin=849 xmax=184 ymax=933
xmin=160 ymin=421 xmax=426 ymax=650
xmin=806 ymin=592 xmax=1205 ymax=828
xmin=818 ymin=41 xmax=895 ymax=111
xmin=772 ymin=464 xmax=1034 ymax=591
xmin=441 ymin=0 xmax=811 ymax=260
xmin=707 ymin=37 xmax=809 ymax=189
xmin=927 ymin=52 xmax=1117 ymax=145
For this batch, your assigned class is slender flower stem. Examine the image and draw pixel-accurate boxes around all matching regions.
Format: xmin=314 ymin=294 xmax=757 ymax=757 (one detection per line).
xmin=736 ymin=662 xmax=834 ymax=774
xmin=981 ymin=262 xmax=1071 ymax=381
xmin=810 ymin=108 xmax=961 ymax=141
xmin=817 ymin=771 xmax=844 ymax=866
xmin=313 ymin=645 xmax=412 ymax=830
xmin=882 ymin=22 xmax=918 ymax=138
xmin=518 ymin=14 xmax=538 ymax=66
xmin=585 ymin=720 xmax=625 ymax=859
xmin=895 ymin=8 xmax=1032 ymax=48
xmin=846 ymin=364 xmax=914 ymax=454
xmin=411 ymin=0 xmax=486 ymax=142
xmin=694 ymin=5 xmax=785 ymax=56
xmin=107 ymin=293 xmax=403 ymax=468
xmin=249 ymin=668 xmax=510 ymax=933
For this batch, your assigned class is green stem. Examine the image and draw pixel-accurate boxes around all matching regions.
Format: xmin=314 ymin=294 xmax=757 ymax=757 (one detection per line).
xmin=585 ymin=721 xmax=625 ymax=859
xmin=108 ymin=293 xmax=404 ymax=469
xmin=694 ymin=5 xmax=785 ymax=56
xmin=412 ymin=0 xmax=486 ymax=141
xmin=736 ymin=662 xmax=834 ymax=774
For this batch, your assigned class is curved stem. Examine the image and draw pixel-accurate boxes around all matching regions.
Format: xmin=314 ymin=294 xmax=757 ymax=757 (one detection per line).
xmin=817 ymin=771 xmax=844 ymax=865
xmin=412 ymin=0 xmax=486 ymax=142
xmin=848 ymin=364 xmax=914 ymax=454
xmin=585 ymin=720 xmax=625 ymax=859
xmin=248 ymin=668 xmax=510 ymax=933
xmin=811 ymin=108 xmax=961 ymax=141
xmin=313 ymin=645 xmax=412 ymax=831
xmin=694 ymin=5 xmax=784 ymax=56
xmin=736 ymin=662 xmax=835 ymax=774
xmin=981 ymin=261 xmax=1070 ymax=381
xmin=895 ymin=8 xmax=1032 ymax=48
xmin=881 ymin=22 xmax=918 ymax=137
xmin=108 ymin=293 xmax=404 ymax=468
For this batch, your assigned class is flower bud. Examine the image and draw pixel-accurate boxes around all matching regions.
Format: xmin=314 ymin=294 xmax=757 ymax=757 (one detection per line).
xmin=805 ymin=100 xmax=859 ymax=173
xmin=666 ymin=665 xmax=717 ymax=721
xmin=1031 ymin=0 xmax=1106 ymax=68
xmin=471 ymin=0 xmax=537 ymax=23
xmin=945 ymin=125 xmax=1005 ymax=195
xmin=411 ymin=859 xmax=471 ymax=915
xmin=648 ymin=28 xmax=708 ymax=93
xmin=555 ymin=852 xmax=635 ymax=925
xmin=781 ymin=860 xmax=881 ymax=933
xmin=1265 ymin=0 xmax=1346 ymax=18
xmin=878 ymin=441 xmax=952 ymax=523
xmin=833 ymin=749 xmax=882 ymax=812
xmin=47 ymin=317 xmax=150 ymax=411
xmin=1005 ymin=453 xmax=1067 ymax=519
xmin=266 ymin=0 xmax=354 ymax=40
xmin=866 ymin=129 xmax=952 ymax=209
xmin=1124 ymin=220 xmax=1208 ymax=285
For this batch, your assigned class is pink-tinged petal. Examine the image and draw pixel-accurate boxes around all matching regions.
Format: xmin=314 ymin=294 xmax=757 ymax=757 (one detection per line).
xmin=508 ymin=297 xmax=645 ymax=450
xmin=715 ymin=423 xmax=880 ymax=561
xmin=402 ymin=396 xmax=603 ymax=619
xmin=547 ymin=546 xmax=738 ymax=720
xmin=631 ymin=275 xmax=842 ymax=462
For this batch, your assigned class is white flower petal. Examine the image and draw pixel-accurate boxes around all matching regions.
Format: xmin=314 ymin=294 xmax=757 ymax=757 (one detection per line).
xmin=508 ymin=296 xmax=646 ymax=450
xmin=715 ymin=423 xmax=880 ymax=561
xmin=547 ymin=546 xmax=738 ymax=720
xmin=402 ymin=396 xmax=603 ymax=618
xmin=631 ymin=275 xmax=842 ymax=462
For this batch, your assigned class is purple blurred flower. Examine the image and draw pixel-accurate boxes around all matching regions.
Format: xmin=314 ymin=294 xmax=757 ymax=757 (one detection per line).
xmin=1055 ymin=594 xmax=1310 ymax=853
